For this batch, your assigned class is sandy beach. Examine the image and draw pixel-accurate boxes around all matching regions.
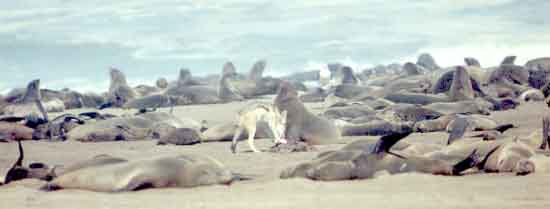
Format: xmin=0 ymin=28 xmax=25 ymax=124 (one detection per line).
xmin=1 ymin=98 xmax=550 ymax=209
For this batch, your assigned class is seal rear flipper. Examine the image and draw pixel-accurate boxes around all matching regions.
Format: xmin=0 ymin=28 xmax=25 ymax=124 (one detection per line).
xmin=371 ymin=131 xmax=412 ymax=156
xmin=494 ymin=123 xmax=515 ymax=133
xmin=451 ymin=149 xmax=480 ymax=176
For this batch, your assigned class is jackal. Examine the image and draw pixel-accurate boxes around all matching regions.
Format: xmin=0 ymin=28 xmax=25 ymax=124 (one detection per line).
xmin=230 ymin=102 xmax=287 ymax=153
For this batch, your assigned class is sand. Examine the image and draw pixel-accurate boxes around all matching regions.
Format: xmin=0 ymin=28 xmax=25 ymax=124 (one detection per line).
xmin=1 ymin=99 xmax=550 ymax=209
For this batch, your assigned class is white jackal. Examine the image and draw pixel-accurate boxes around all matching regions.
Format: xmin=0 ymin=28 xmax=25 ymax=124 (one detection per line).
xmin=230 ymin=102 xmax=287 ymax=153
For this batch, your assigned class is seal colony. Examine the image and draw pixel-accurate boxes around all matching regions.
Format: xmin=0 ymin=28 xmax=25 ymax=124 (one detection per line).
xmin=2 ymin=55 xmax=550 ymax=194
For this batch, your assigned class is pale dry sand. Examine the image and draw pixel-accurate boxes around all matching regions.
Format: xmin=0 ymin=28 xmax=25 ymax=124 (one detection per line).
xmin=1 ymin=99 xmax=550 ymax=209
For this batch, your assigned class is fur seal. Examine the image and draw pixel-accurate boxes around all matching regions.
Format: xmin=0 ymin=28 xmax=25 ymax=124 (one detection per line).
xmin=377 ymin=104 xmax=442 ymax=123
xmin=107 ymin=68 xmax=136 ymax=107
xmin=176 ymin=68 xmax=201 ymax=87
xmin=299 ymin=87 xmax=328 ymax=103
xmin=431 ymin=66 xmax=483 ymax=96
xmin=330 ymin=65 xmax=361 ymax=86
xmin=501 ymin=56 xmax=516 ymax=65
xmin=339 ymin=120 xmax=413 ymax=136
xmin=424 ymin=100 xmax=491 ymax=115
xmin=526 ymin=62 xmax=550 ymax=89
xmin=402 ymin=62 xmax=423 ymax=76
xmin=417 ymin=53 xmax=440 ymax=71
xmin=33 ymin=113 xmax=84 ymax=140
xmin=464 ymin=57 xmax=481 ymax=67
xmin=248 ymin=60 xmax=266 ymax=81
xmin=274 ymin=81 xmax=340 ymax=145
xmin=2 ymin=140 xmax=54 ymax=184
xmin=449 ymin=66 xmax=475 ymax=101
xmin=3 ymin=79 xmax=48 ymax=121
xmin=384 ymin=91 xmax=450 ymax=105
xmin=156 ymin=127 xmax=202 ymax=145
xmin=52 ymin=155 xmax=128 ymax=178
xmin=487 ymin=64 xmax=529 ymax=85
xmin=124 ymin=94 xmax=190 ymax=109
xmin=322 ymin=104 xmax=375 ymax=120
xmin=218 ymin=62 xmax=244 ymax=102
xmin=134 ymin=85 xmax=160 ymax=97
xmin=333 ymin=84 xmax=381 ymax=99
xmin=0 ymin=122 xmax=35 ymax=141
xmin=156 ymin=78 xmax=168 ymax=89
xmin=281 ymin=131 xmax=479 ymax=180
xmin=42 ymin=154 xmax=237 ymax=192
xmin=519 ymin=89 xmax=545 ymax=102
xmin=66 ymin=112 xmax=199 ymax=142
xmin=42 ymin=98 xmax=65 ymax=113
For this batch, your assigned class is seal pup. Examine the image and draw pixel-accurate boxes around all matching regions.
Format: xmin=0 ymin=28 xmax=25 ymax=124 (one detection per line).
xmin=230 ymin=102 xmax=287 ymax=153
xmin=42 ymin=154 xmax=237 ymax=192
xmin=273 ymin=81 xmax=341 ymax=147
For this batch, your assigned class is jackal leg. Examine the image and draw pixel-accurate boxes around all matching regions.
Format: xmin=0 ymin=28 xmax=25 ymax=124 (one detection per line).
xmin=246 ymin=124 xmax=260 ymax=153
xmin=231 ymin=126 xmax=244 ymax=154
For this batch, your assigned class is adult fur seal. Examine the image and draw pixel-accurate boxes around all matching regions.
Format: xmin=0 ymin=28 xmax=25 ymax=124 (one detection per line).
xmin=449 ymin=66 xmax=475 ymax=101
xmin=218 ymin=62 xmax=244 ymax=102
xmin=3 ymin=79 xmax=48 ymax=121
xmin=107 ymin=68 xmax=136 ymax=107
xmin=281 ymin=131 xmax=479 ymax=181
xmin=274 ymin=81 xmax=340 ymax=145
xmin=42 ymin=154 xmax=237 ymax=192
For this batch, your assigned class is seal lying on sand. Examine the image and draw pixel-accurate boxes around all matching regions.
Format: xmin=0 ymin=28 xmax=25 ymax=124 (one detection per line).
xmin=123 ymin=94 xmax=191 ymax=109
xmin=0 ymin=122 xmax=35 ymax=141
xmin=424 ymin=99 xmax=491 ymax=115
xmin=42 ymin=154 xmax=238 ymax=192
xmin=280 ymin=131 xmax=479 ymax=181
xmin=2 ymin=141 xmax=54 ymax=185
xmin=67 ymin=112 xmax=201 ymax=142
xmin=273 ymin=81 xmax=341 ymax=146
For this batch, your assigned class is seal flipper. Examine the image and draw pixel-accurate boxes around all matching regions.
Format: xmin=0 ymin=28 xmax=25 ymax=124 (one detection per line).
xmin=451 ymin=149 xmax=480 ymax=175
xmin=447 ymin=117 xmax=468 ymax=145
xmin=494 ymin=123 xmax=515 ymax=133
xmin=371 ymin=131 xmax=412 ymax=158
xmin=4 ymin=140 xmax=28 ymax=184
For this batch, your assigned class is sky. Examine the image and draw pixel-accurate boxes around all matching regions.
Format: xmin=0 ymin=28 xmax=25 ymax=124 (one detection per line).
xmin=0 ymin=0 xmax=549 ymax=93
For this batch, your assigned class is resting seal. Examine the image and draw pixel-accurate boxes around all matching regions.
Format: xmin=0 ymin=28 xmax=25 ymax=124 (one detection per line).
xmin=42 ymin=154 xmax=237 ymax=192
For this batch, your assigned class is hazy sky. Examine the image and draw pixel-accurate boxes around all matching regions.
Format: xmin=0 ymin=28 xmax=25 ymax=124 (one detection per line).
xmin=0 ymin=0 xmax=549 ymax=93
